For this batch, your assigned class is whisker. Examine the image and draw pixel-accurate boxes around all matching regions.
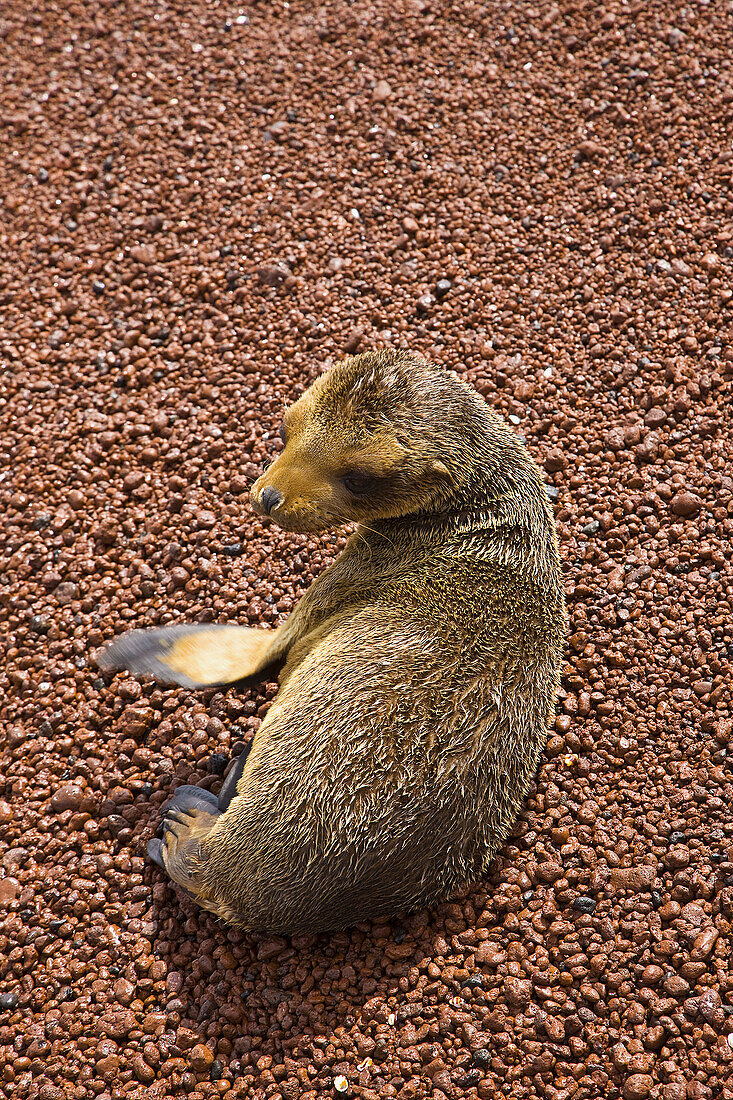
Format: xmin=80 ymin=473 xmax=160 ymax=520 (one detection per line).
xmin=355 ymin=520 xmax=397 ymax=551
xmin=327 ymin=512 xmax=398 ymax=556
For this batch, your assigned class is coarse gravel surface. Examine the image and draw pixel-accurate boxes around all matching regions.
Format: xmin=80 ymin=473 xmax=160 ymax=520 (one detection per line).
xmin=1 ymin=1 xmax=733 ymax=1099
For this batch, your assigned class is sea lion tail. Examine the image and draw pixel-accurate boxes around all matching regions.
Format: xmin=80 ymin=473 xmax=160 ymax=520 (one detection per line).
xmin=97 ymin=623 xmax=279 ymax=688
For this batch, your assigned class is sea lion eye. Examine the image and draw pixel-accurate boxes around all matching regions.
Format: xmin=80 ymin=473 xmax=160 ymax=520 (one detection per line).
xmin=342 ymin=472 xmax=377 ymax=496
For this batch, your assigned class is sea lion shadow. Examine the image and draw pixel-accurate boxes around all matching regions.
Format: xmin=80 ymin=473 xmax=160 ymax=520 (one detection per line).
xmin=140 ymin=810 xmax=535 ymax=1068
xmin=146 ymin=883 xmax=447 ymax=1043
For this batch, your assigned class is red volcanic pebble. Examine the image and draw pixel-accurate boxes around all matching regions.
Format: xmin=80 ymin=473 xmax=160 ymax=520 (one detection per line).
xmin=1 ymin=2 xmax=732 ymax=1100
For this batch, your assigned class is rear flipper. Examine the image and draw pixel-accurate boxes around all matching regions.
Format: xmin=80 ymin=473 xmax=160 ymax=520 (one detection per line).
xmin=217 ymin=741 xmax=254 ymax=811
xmin=147 ymin=784 xmax=221 ymax=896
xmin=147 ymin=783 xmax=250 ymax=925
xmin=97 ymin=623 xmax=280 ymax=688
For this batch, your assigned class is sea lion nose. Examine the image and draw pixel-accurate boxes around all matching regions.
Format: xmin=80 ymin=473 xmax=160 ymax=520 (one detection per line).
xmin=260 ymin=487 xmax=283 ymax=515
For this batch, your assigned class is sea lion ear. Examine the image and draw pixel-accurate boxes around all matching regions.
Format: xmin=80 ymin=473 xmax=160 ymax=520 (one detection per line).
xmin=429 ymin=459 xmax=454 ymax=481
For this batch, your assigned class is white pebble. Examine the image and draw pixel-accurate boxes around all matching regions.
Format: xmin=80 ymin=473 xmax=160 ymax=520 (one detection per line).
xmin=509 ymin=414 xmax=521 ymax=425
xmin=334 ymin=1076 xmax=349 ymax=1092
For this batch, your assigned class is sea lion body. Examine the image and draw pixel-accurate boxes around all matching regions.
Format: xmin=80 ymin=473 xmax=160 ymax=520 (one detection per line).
xmin=100 ymin=350 xmax=566 ymax=934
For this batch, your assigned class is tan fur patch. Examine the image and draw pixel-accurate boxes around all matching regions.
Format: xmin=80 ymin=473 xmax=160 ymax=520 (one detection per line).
xmin=163 ymin=627 xmax=278 ymax=684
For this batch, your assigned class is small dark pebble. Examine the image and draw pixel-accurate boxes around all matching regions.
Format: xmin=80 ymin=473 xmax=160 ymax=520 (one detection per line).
xmin=210 ymin=1059 xmax=223 ymax=1081
xmin=28 ymin=615 xmax=49 ymax=634
xmin=140 ymin=783 xmax=154 ymax=798
xmin=435 ymin=278 xmax=452 ymax=298
xmin=37 ymin=167 xmax=49 ymax=183
xmin=459 ymin=1070 xmax=483 ymax=1087
xmin=670 ymin=831 xmax=685 ymax=844
xmin=461 ymin=974 xmax=484 ymax=988
xmin=0 ymin=992 xmax=19 ymax=1011
xmin=92 ymin=280 xmax=106 ymax=295
xmin=394 ymin=926 xmax=406 ymax=944
xmin=209 ymin=753 xmax=228 ymax=776
xmin=32 ymin=513 xmax=52 ymax=530
xmin=105 ymin=814 xmax=129 ymax=839
xmin=473 ymin=1048 xmax=492 ymax=1069
xmin=572 ymin=895 xmax=597 ymax=914
xmin=581 ymin=520 xmax=600 ymax=535
xmin=221 ymin=542 xmax=244 ymax=556
xmin=651 ymin=890 xmax=663 ymax=909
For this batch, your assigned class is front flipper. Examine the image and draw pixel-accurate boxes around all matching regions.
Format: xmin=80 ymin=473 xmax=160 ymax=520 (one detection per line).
xmin=98 ymin=623 xmax=281 ymax=688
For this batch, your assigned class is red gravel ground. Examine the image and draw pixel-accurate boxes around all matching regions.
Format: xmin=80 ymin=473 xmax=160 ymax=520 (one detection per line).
xmin=1 ymin=1 xmax=733 ymax=1099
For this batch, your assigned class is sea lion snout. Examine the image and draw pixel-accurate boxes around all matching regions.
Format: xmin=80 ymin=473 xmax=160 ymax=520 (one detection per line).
xmin=250 ymin=463 xmax=333 ymax=532
xmin=250 ymin=473 xmax=286 ymax=519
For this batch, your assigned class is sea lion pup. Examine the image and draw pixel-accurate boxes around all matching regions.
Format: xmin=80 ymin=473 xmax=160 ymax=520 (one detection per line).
xmin=99 ymin=349 xmax=567 ymax=934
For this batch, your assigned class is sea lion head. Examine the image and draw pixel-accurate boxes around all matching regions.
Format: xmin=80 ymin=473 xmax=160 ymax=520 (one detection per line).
xmin=250 ymin=348 xmax=481 ymax=532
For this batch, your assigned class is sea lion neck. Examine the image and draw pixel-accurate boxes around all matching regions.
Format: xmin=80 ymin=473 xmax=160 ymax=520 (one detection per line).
xmin=364 ymin=432 xmax=551 ymax=542
xmin=361 ymin=504 xmax=504 ymax=554
xmin=363 ymin=494 xmax=544 ymax=546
